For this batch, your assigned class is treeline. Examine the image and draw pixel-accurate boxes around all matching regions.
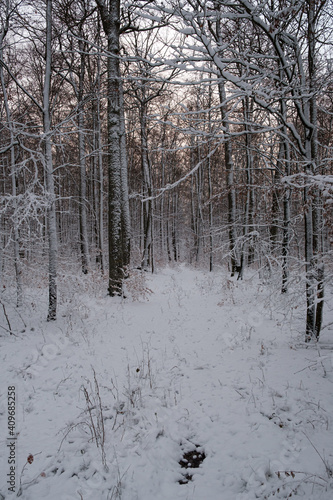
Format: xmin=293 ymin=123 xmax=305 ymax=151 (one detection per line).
xmin=0 ymin=0 xmax=332 ymax=339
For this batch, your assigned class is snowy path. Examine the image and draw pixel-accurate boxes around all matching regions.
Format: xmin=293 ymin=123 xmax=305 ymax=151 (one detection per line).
xmin=1 ymin=265 xmax=333 ymax=499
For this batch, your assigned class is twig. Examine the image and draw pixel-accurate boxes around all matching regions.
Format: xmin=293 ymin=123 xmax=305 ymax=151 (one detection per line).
xmin=0 ymin=323 xmax=17 ymax=336
xmin=58 ymin=421 xmax=92 ymax=452
xmin=316 ymin=343 xmax=327 ymax=377
xmin=294 ymin=362 xmax=317 ymax=374
xmin=17 ymin=452 xmax=42 ymax=497
xmin=82 ymin=368 xmax=108 ymax=470
xmin=1 ymin=301 xmax=12 ymax=331
xmin=12 ymin=306 xmax=27 ymax=328
xmin=302 ymin=432 xmax=333 ymax=477
xmin=0 ymin=301 xmax=16 ymax=335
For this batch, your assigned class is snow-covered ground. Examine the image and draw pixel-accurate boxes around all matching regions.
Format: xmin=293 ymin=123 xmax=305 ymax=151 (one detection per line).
xmin=1 ymin=264 xmax=333 ymax=499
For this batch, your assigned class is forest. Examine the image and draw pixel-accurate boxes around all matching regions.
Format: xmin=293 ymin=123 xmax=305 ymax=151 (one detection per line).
xmin=1 ymin=2 xmax=333 ymax=499
xmin=1 ymin=0 xmax=332 ymax=339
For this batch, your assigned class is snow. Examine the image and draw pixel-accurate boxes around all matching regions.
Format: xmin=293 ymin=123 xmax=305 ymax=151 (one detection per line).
xmin=1 ymin=264 xmax=333 ymax=499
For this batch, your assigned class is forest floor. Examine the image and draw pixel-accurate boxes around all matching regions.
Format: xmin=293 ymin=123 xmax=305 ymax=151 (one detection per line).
xmin=1 ymin=263 xmax=333 ymax=499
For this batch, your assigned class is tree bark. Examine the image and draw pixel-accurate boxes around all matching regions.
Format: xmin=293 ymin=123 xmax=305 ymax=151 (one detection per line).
xmin=303 ymin=0 xmax=324 ymax=340
xmin=280 ymin=84 xmax=291 ymax=294
xmin=0 ymin=9 xmax=23 ymax=307
xmin=96 ymin=0 xmax=130 ymax=295
xmin=43 ymin=0 xmax=58 ymax=320
xmin=78 ymin=38 xmax=90 ymax=274
xmin=139 ymin=103 xmax=153 ymax=270
xmin=234 ymin=0 xmax=325 ymax=339
xmin=119 ymin=82 xmax=131 ymax=270
xmin=215 ymin=7 xmax=238 ymax=275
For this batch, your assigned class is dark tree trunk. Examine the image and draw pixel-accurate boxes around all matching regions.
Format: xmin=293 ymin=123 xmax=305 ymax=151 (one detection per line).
xmin=96 ymin=0 xmax=130 ymax=295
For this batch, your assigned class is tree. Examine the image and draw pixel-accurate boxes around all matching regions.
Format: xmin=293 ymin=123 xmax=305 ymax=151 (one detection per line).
xmin=232 ymin=0 xmax=328 ymax=339
xmin=124 ymin=28 xmax=177 ymax=271
xmin=95 ymin=0 xmax=130 ymax=295
xmin=55 ymin=0 xmax=96 ymax=274
xmin=43 ymin=0 xmax=58 ymax=320
xmin=149 ymin=0 xmax=331 ymax=339
xmin=0 ymin=0 xmax=23 ymax=307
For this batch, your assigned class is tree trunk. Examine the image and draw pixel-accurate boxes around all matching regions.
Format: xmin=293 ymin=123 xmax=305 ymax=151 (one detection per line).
xmin=96 ymin=0 xmax=130 ymax=295
xmin=140 ymin=104 xmax=153 ymax=271
xmin=43 ymin=0 xmax=58 ymax=321
xmin=0 ymin=19 xmax=23 ymax=307
xmin=239 ymin=94 xmax=255 ymax=280
xmin=280 ymin=87 xmax=291 ymax=294
xmin=78 ymin=39 xmax=90 ymax=274
xmin=207 ymin=75 xmax=214 ymax=271
xmin=215 ymin=10 xmax=238 ymax=275
xmin=270 ymin=158 xmax=281 ymax=248
xmin=234 ymin=0 xmax=325 ymax=339
xmin=218 ymin=77 xmax=238 ymax=275
xmin=305 ymin=0 xmax=324 ymax=340
xmin=94 ymin=52 xmax=105 ymax=273
xmin=119 ymin=82 xmax=131 ymax=270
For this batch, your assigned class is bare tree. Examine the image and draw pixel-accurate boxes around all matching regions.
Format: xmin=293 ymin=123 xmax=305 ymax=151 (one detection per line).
xmin=0 ymin=0 xmax=23 ymax=307
xmin=43 ymin=0 xmax=58 ymax=320
xmin=95 ymin=0 xmax=130 ymax=295
xmin=233 ymin=0 xmax=327 ymax=339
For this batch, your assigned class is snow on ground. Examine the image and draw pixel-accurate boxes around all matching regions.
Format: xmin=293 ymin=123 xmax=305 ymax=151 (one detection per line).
xmin=1 ymin=264 xmax=333 ymax=499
